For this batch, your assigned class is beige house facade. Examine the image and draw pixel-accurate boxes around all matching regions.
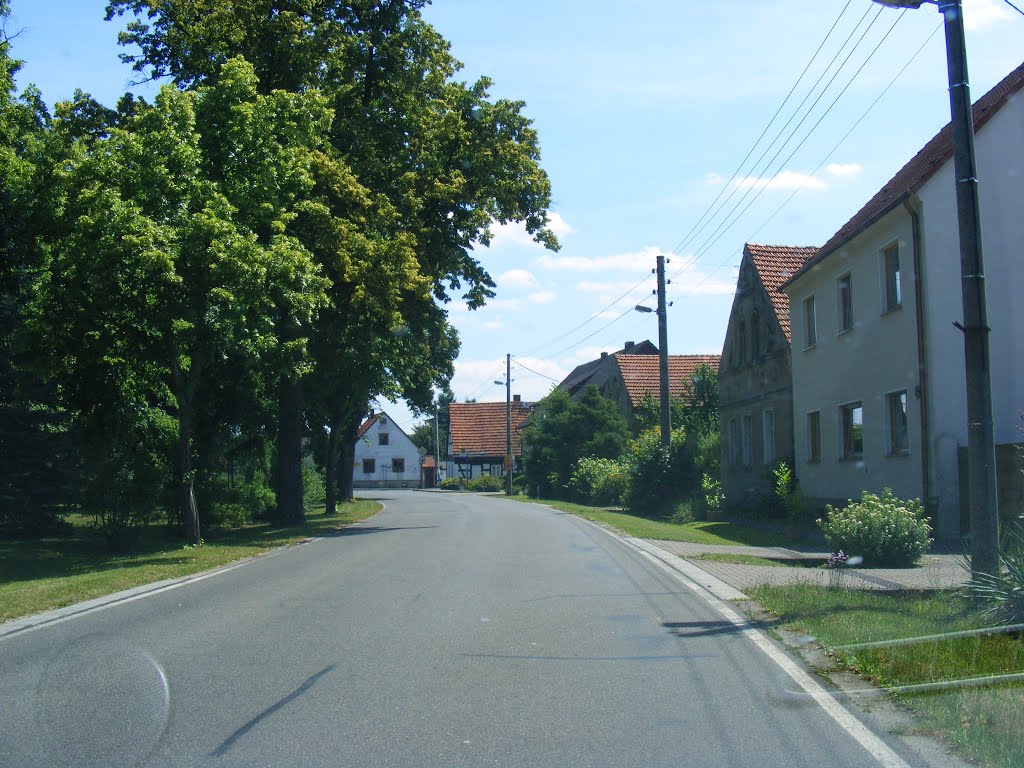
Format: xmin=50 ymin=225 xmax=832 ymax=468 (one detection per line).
xmin=784 ymin=62 xmax=1024 ymax=538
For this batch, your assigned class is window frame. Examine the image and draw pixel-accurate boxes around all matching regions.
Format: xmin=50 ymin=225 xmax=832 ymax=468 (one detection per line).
xmin=840 ymin=402 xmax=864 ymax=460
xmin=378 ymin=432 xmax=389 ymax=446
xmin=836 ymin=273 xmax=853 ymax=334
xmin=362 ymin=458 xmax=375 ymax=474
xmin=391 ymin=457 xmax=405 ymax=474
xmin=762 ymin=409 xmax=775 ymax=465
xmin=886 ymin=390 xmax=910 ymax=456
xmin=807 ymin=411 xmax=821 ymax=464
xmin=803 ymin=295 xmax=817 ymax=349
xmin=881 ymin=242 xmax=902 ymax=314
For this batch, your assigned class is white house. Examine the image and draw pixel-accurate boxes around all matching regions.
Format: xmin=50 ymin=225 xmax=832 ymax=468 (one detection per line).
xmin=783 ymin=61 xmax=1024 ymax=539
xmin=353 ymin=409 xmax=423 ymax=489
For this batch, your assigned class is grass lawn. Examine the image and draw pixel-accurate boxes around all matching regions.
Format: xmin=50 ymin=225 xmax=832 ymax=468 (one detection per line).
xmin=506 ymin=496 xmax=791 ymax=547
xmin=692 ymin=552 xmax=798 ymax=568
xmin=0 ymin=500 xmax=380 ymax=623
xmin=750 ymin=583 xmax=1024 ymax=768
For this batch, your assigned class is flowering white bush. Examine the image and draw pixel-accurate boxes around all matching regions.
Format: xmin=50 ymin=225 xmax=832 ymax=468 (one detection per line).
xmin=817 ymin=488 xmax=932 ymax=567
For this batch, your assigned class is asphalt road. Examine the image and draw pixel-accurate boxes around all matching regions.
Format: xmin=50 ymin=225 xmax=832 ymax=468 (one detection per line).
xmin=1 ymin=491 xmax=929 ymax=767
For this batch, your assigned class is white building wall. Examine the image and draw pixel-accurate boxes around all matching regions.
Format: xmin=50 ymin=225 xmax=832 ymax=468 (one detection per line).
xmin=353 ymin=413 xmax=422 ymax=488
xmin=916 ymin=96 xmax=1024 ymax=532
xmin=787 ymin=209 xmax=924 ymax=512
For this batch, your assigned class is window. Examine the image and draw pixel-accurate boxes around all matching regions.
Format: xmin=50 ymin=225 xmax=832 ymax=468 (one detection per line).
xmin=362 ymin=458 xmax=375 ymax=474
xmin=887 ymin=390 xmax=909 ymax=455
xmin=807 ymin=411 xmax=821 ymax=464
xmin=378 ymin=432 xmax=389 ymax=446
xmin=762 ymin=409 xmax=775 ymax=465
xmin=841 ymin=402 xmax=863 ymax=459
xmin=837 ymin=274 xmax=853 ymax=333
xmin=803 ymin=296 xmax=817 ymax=348
xmin=751 ymin=311 xmax=761 ymax=360
xmin=729 ymin=418 xmax=740 ymax=467
xmin=882 ymin=244 xmax=902 ymax=312
xmin=392 ymin=458 xmax=405 ymax=473
xmin=742 ymin=415 xmax=752 ymax=467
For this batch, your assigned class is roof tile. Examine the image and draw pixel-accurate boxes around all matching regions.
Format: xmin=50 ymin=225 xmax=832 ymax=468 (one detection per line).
xmin=746 ymin=243 xmax=818 ymax=343
xmin=449 ymin=401 xmax=535 ymax=456
xmin=615 ymin=355 xmax=721 ymax=407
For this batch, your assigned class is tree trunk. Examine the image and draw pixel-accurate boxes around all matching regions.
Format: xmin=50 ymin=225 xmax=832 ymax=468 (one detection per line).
xmin=275 ymin=374 xmax=305 ymax=524
xmin=337 ymin=414 xmax=359 ymax=504
xmin=175 ymin=367 xmax=201 ymax=546
xmin=323 ymin=416 xmax=340 ymax=516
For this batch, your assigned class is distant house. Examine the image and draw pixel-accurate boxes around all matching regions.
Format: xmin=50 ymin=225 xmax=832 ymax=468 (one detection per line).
xmin=353 ymin=409 xmax=423 ymax=489
xmin=719 ymin=243 xmax=818 ymax=508
xmin=782 ymin=61 xmax=1024 ymax=538
xmin=557 ymin=341 xmax=719 ymax=430
xmin=447 ymin=398 xmax=535 ymax=480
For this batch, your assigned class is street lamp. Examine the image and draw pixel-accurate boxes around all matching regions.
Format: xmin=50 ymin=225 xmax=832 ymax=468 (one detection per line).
xmin=634 ymin=254 xmax=672 ymax=448
xmin=870 ymin=0 xmax=999 ymax=577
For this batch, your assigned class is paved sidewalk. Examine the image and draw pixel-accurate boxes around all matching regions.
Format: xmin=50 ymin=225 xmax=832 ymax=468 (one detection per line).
xmin=645 ymin=539 xmax=969 ymax=592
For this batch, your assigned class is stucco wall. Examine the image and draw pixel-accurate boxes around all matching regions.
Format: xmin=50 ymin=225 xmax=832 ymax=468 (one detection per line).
xmin=353 ymin=414 xmax=422 ymax=488
xmin=786 ymin=208 xmax=926 ymax=521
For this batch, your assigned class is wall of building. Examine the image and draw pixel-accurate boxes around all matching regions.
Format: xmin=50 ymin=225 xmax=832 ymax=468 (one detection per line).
xmin=353 ymin=413 xmax=423 ymax=489
xmin=787 ymin=208 xmax=927 ymax=522
xmin=917 ymin=98 xmax=1024 ymax=534
xmin=720 ymin=255 xmax=797 ymax=508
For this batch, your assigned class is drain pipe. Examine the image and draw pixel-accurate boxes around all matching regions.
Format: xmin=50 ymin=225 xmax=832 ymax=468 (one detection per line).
xmin=904 ymin=197 xmax=930 ymax=508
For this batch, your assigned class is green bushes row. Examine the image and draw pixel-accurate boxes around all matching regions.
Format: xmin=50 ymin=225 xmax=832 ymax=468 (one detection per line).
xmin=439 ymin=474 xmax=506 ymax=492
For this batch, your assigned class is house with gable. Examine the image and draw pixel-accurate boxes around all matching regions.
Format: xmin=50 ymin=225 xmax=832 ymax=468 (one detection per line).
xmin=556 ymin=341 xmax=719 ymax=430
xmin=782 ymin=61 xmax=1024 ymax=538
xmin=719 ymin=243 xmax=818 ymax=507
xmin=352 ymin=409 xmax=424 ymax=489
xmin=447 ymin=398 xmax=535 ymax=481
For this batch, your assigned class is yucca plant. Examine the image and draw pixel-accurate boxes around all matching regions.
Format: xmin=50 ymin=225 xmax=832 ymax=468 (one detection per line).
xmin=964 ymin=522 xmax=1024 ymax=625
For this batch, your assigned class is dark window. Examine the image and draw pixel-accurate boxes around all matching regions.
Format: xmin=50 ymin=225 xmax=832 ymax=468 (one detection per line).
xmin=762 ymin=409 xmax=774 ymax=465
xmin=729 ymin=419 xmax=740 ymax=467
xmin=742 ymin=415 xmax=752 ymax=467
xmin=887 ymin=391 xmax=909 ymax=454
xmin=841 ymin=403 xmax=863 ymax=459
xmin=883 ymin=244 xmax=902 ymax=312
xmin=807 ymin=411 xmax=821 ymax=463
xmin=378 ymin=432 xmax=389 ymax=446
xmin=392 ymin=458 xmax=405 ymax=473
xmin=362 ymin=459 xmax=375 ymax=474
xmin=804 ymin=296 xmax=817 ymax=348
xmin=837 ymin=274 xmax=853 ymax=333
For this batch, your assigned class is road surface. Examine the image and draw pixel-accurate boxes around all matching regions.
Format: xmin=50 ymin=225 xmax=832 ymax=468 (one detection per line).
xmin=0 ymin=491 xmax=931 ymax=767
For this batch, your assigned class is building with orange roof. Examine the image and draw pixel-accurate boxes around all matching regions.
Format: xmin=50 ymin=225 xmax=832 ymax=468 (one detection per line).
xmin=719 ymin=243 xmax=818 ymax=507
xmin=446 ymin=398 xmax=535 ymax=482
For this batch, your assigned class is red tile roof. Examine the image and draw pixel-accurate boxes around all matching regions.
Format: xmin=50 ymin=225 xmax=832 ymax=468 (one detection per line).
xmin=356 ymin=412 xmax=379 ymax=438
xmin=421 ymin=455 xmax=436 ymax=468
xmin=615 ymin=355 xmax=721 ymax=407
xmin=786 ymin=60 xmax=1024 ymax=286
xmin=746 ymin=243 xmax=818 ymax=343
xmin=449 ymin=401 xmax=535 ymax=456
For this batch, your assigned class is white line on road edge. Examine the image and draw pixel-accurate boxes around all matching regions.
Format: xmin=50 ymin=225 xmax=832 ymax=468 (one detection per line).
xmin=574 ymin=518 xmax=915 ymax=768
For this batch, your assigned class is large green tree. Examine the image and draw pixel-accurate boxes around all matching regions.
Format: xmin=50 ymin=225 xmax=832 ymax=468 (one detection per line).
xmin=29 ymin=59 xmax=330 ymax=542
xmin=522 ymin=386 xmax=630 ymax=499
xmin=106 ymin=0 xmax=559 ymax=520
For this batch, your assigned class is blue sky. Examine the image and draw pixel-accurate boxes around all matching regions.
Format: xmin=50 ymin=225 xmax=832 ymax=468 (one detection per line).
xmin=6 ymin=0 xmax=1023 ymax=434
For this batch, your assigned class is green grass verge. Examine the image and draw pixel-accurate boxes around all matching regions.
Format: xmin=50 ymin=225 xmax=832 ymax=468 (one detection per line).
xmin=749 ymin=583 xmax=1024 ymax=768
xmin=0 ymin=500 xmax=380 ymax=623
xmin=507 ymin=496 xmax=790 ymax=547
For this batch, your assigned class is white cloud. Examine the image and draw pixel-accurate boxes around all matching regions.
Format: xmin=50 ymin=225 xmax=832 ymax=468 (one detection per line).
xmin=481 ymin=211 xmax=574 ymax=250
xmin=486 ymin=297 xmax=524 ymax=311
xmin=705 ymin=171 xmax=724 ymax=186
xmin=528 ymin=290 xmax=557 ymax=304
xmin=964 ymin=0 xmax=1013 ymax=30
xmin=733 ymin=170 xmax=827 ymax=191
xmin=498 ymin=269 xmax=538 ymax=288
xmin=537 ymin=244 xmax=664 ymax=273
xmin=666 ymin=258 xmax=738 ymax=296
xmin=826 ymin=162 xmax=862 ymax=178
xmin=482 ymin=319 xmax=504 ymax=330
xmin=452 ymin=356 xmax=565 ymax=404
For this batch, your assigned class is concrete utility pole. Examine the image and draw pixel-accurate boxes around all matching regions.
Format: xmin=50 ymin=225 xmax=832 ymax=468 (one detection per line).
xmin=505 ymin=353 xmax=513 ymax=495
xmin=872 ymin=0 xmax=999 ymax=577
xmin=434 ymin=401 xmax=440 ymax=486
xmin=656 ymin=255 xmax=671 ymax=449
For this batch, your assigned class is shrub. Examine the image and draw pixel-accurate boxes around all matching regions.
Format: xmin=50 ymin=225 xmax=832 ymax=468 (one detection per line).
xmin=669 ymin=499 xmax=696 ymax=524
xmin=622 ymin=427 xmax=700 ymax=518
xmin=567 ymin=457 xmax=626 ymax=506
xmin=964 ymin=522 xmax=1024 ymax=625
xmin=774 ymin=460 xmax=813 ymax=534
xmin=466 ymin=474 xmax=505 ymax=492
xmin=302 ymin=463 xmax=326 ymax=512
xmin=439 ymin=477 xmax=462 ymax=490
xmin=817 ymin=488 xmax=932 ymax=567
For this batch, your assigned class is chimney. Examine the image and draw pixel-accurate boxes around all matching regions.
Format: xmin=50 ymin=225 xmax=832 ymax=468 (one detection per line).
xmin=623 ymin=341 xmax=634 ymax=350
xmin=600 ymin=351 xmax=608 ymax=359
xmin=513 ymin=394 xmax=521 ymax=402
xmin=367 ymin=408 xmax=375 ymax=418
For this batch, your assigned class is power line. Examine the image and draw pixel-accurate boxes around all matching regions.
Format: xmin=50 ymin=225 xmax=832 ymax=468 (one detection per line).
xmin=1004 ymin=0 xmax=1024 ymax=17
xmin=511 ymin=359 xmax=560 ymax=383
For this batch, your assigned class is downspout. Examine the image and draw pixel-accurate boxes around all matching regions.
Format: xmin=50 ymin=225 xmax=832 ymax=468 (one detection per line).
xmin=904 ymin=197 xmax=931 ymax=508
